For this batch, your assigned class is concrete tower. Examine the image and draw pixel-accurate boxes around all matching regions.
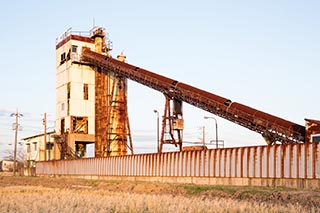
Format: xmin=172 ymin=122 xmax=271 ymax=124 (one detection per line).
xmin=55 ymin=27 xmax=132 ymax=159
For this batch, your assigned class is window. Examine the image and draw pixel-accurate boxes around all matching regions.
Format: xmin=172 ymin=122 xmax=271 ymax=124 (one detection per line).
xmin=311 ymin=134 xmax=320 ymax=142
xmin=61 ymin=118 xmax=65 ymax=133
xmin=84 ymin=84 xmax=88 ymax=100
xmin=60 ymin=52 xmax=66 ymax=65
xmin=27 ymin=144 xmax=31 ymax=153
xmin=67 ymin=82 xmax=71 ymax=99
xmin=33 ymin=142 xmax=37 ymax=151
xmin=71 ymin=116 xmax=88 ymax=134
xmin=71 ymin=45 xmax=79 ymax=61
xmin=72 ymin=45 xmax=78 ymax=53
xmin=61 ymin=103 xmax=65 ymax=111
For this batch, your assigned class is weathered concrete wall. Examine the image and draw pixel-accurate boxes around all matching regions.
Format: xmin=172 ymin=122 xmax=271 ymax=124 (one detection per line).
xmin=36 ymin=143 xmax=320 ymax=189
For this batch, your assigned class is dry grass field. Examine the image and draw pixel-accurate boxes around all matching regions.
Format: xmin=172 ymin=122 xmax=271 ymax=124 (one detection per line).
xmin=0 ymin=174 xmax=319 ymax=212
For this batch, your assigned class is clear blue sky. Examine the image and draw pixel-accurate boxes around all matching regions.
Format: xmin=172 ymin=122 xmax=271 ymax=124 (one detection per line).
xmin=0 ymin=1 xmax=319 ymax=159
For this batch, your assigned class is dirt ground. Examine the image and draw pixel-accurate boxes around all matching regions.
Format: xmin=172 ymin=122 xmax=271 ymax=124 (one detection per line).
xmin=1 ymin=173 xmax=319 ymax=211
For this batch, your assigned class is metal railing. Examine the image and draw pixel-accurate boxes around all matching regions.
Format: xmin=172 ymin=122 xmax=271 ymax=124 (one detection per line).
xmin=55 ymin=28 xmax=93 ymax=44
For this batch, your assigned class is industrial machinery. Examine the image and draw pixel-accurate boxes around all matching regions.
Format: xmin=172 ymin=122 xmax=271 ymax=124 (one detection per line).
xmin=81 ymin=47 xmax=306 ymax=148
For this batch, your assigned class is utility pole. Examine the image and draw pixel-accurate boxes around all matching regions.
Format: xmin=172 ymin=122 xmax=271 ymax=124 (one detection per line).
xmin=43 ymin=113 xmax=47 ymax=161
xmin=204 ymin=116 xmax=219 ymax=148
xmin=11 ymin=109 xmax=23 ymax=176
xmin=153 ymin=110 xmax=160 ymax=153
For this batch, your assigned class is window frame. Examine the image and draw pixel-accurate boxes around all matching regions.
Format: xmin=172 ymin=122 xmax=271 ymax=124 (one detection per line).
xmin=311 ymin=134 xmax=320 ymax=142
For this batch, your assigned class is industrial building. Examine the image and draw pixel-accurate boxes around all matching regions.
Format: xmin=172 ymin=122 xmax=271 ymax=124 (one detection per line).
xmin=22 ymin=131 xmax=55 ymax=166
xmin=24 ymin=26 xmax=320 ymax=161
xmin=54 ymin=28 xmax=96 ymax=159
xmin=23 ymin=27 xmax=133 ymax=163
xmin=53 ymin=27 xmax=132 ymax=159
xmin=23 ymin=26 xmax=320 ymax=189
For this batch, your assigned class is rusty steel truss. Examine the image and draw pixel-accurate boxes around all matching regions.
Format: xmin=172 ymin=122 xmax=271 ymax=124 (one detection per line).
xmin=160 ymin=96 xmax=184 ymax=152
xmin=81 ymin=47 xmax=306 ymax=145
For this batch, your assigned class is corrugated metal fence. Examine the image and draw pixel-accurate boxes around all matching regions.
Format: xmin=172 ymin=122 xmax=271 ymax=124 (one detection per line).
xmin=36 ymin=143 xmax=320 ymax=179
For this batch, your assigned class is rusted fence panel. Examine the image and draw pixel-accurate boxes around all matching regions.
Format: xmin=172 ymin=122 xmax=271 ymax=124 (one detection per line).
xmin=36 ymin=143 xmax=320 ymax=179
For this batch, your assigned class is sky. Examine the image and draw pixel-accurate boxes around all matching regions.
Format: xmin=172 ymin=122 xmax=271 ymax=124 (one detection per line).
xmin=0 ymin=0 xmax=319 ymax=159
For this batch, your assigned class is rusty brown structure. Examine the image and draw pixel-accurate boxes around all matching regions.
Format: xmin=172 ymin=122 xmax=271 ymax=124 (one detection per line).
xmin=91 ymin=29 xmax=133 ymax=157
xmin=160 ymin=96 xmax=184 ymax=152
xmin=305 ymin=119 xmax=320 ymax=143
xmin=81 ymin=48 xmax=306 ymax=146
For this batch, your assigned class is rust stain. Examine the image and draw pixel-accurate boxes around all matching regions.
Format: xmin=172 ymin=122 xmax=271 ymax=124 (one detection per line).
xmin=235 ymin=148 xmax=238 ymax=177
xmin=260 ymin=147 xmax=263 ymax=178
xmin=36 ymin=143 xmax=320 ymax=180
xmin=305 ymin=119 xmax=320 ymax=142
xmin=267 ymin=146 xmax=271 ymax=178
xmin=213 ymin=149 xmax=217 ymax=177
xmin=240 ymin=147 xmax=244 ymax=178
xmin=281 ymin=145 xmax=286 ymax=178
xmin=247 ymin=148 xmax=250 ymax=177
xmin=223 ymin=149 xmax=227 ymax=178
xmin=253 ymin=147 xmax=257 ymax=178
xmin=289 ymin=145 xmax=294 ymax=178
xmin=274 ymin=145 xmax=278 ymax=178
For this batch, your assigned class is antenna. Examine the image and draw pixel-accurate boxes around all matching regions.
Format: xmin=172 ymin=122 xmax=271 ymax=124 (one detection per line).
xmin=93 ymin=17 xmax=95 ymax=28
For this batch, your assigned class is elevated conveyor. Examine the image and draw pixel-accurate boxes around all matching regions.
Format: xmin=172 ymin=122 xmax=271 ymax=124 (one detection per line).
xmin=81 ymin=47 xmax=305 ymax=145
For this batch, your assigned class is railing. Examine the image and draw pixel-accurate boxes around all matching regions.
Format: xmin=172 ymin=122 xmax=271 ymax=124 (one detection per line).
xmin=56 ymin=27 xmax=92 ymax=44
xmin=36 ymin=142 xmax=320 ymax=179
xmin=56 ymin=26 xmax=108 ymax=45
xmin=209 ymin=140 xmax=224 ymax=148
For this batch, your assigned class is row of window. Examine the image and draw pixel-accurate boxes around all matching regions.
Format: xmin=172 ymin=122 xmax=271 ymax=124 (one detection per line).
xmin=60 ymin=45 xmax=78 ymax=65
xmin=61 ymin=83 xmax=89 ymax=113
xmin=66 ymin=83 xmax=89 ymax=100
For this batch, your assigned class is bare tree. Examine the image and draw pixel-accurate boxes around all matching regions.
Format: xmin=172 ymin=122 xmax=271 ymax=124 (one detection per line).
xmin=3 ymin=147 xmax=24 ymax=170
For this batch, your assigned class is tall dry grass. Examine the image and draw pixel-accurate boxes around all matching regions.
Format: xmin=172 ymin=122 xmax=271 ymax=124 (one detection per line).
xmin=0 ymin=185 xmax=312 ymax=213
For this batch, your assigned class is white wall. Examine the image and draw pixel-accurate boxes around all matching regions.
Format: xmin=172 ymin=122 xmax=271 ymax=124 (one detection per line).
xmin=55 ymin=37 xmax=95 ymax=135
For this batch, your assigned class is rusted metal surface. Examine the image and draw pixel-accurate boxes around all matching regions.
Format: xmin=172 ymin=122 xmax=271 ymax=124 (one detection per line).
xmin=81 ymin=48 xmax=305 ymax=144
xmin=95 ymin=67 xmax=107 ymax=157
xmin=305 ymin=119 xmax=320 ymax=143
xmin=93 ymin=30 xmax=133 ymax=157
xmin=36 ymin=143 xmax=320 ymax=179
xmin=160 ymin=96 xmax=183 ymax=152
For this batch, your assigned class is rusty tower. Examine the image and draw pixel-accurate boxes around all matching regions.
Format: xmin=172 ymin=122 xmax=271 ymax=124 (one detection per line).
xmin=92 ymin=28 xmax=133 ymax=157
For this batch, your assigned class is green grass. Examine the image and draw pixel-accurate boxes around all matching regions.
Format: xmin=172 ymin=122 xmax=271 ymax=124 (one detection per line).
xmin=179 ymin=184 xmax=298 ymax=196
xmin=179 ymin=184 xmax=237 ymax=195
xmin=240 ymin=188 xmax=269 ymax=196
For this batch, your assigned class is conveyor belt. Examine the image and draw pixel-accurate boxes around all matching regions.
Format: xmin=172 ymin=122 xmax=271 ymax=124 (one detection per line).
xmin=81 ymin=47 xmax=305 ymax=144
